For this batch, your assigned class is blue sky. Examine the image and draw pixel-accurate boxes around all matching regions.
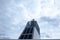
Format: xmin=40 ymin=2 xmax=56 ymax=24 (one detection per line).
xmin=0 ymin=0 xmax=60 ymax=39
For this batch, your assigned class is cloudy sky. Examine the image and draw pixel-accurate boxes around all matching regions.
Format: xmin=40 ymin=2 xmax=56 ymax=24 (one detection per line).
xmin=0 ymin=0 xmax=60 ymax=39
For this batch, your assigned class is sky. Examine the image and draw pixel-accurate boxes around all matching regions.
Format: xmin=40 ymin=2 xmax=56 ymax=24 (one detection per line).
xmin=0 ymin=0 xmax=60 ymax=39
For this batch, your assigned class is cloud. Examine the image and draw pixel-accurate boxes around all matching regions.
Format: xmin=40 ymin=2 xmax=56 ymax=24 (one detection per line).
xmin=40 ymin=0 xmax=60 ymax=18
xmin=0 ymin=0 xmax=26 ymax=39
xmin=0 ymin=0 xmax=41 ymax=39
xmin=0 ymin=0 xmax=60 ymax=39
xmin=39 ymin=16 xmax=60 ymax=39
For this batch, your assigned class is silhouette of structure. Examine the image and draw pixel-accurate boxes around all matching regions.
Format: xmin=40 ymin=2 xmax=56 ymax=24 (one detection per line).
xmin=19 ymin=19 xmax=40 ymax=39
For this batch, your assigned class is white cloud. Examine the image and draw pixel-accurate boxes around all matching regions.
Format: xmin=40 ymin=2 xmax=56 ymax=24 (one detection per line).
xmin=0 ymin=0 xmax=60 ymax=39
xmin=40 ymin=0 xmax=60 ymax=19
